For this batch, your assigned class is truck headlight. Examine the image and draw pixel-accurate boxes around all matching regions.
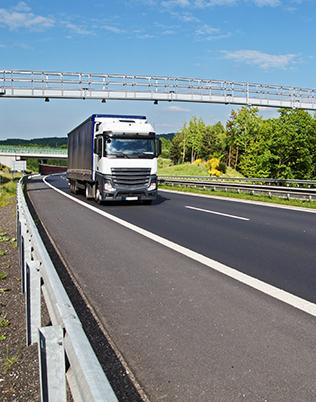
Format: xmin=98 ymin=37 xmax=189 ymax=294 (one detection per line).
xmin=104 ymin=182 xmax=115 ymax=192
xmin=148 ymin=181 xmax=157 ymax=191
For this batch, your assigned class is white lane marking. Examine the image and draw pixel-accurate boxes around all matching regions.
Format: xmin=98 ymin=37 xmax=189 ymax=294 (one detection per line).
xmin=185 ymin=205 xmax=250 ymax=221
xmin=160 ymin=189 xmax=316 ymax=214
xmin=42 ymin=175 xmax=316 ymax=317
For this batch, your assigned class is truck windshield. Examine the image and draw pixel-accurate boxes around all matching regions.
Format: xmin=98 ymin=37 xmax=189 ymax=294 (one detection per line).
xmin=105 ymin=138 xmax=155 ymax=158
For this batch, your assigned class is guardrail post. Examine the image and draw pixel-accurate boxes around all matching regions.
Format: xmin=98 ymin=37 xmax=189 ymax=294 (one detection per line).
xmin=25 ymin=260 xmax=41 ymax=345
xmin=19 ymin=219 xmax=27 ymax=293
xmin=22 ymin=232 xmax=33 ymax=294
xmin=39 ymin=326 xmax=66 ymax=402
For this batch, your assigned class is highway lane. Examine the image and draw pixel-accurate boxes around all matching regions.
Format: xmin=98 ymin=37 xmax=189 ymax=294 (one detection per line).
xmin=27 ymin=174 xmax=316 ymax=402
xmin=48 ymin=173 xmax=316 ymax=304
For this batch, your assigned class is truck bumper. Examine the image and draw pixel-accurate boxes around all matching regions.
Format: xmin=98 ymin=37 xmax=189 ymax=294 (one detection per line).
xmin=101 ymin=188 xmax=157 ymax=202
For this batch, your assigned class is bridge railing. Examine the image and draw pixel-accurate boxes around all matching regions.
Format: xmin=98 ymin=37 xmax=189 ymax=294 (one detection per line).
xmin=17 ymin=176 xmax=118 ymax=402
xmin=1 ymin=69 xmax=316 ymax=109
xmin=0 ymin=145 xmax=67 ymax=155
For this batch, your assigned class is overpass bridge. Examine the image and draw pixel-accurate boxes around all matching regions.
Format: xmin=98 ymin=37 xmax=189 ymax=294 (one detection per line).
xmin=1 ymin=69 xmax=316 ymax=110
xmin=0 ymin=145 xmax=67 ymax=170
xmin=0 ymin=145 xmax=67 ymax=160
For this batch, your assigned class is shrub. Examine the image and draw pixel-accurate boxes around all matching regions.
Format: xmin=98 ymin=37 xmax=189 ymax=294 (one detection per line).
xmin=206 ymin=158 xmax=221 ymax=177
xmin=219 ymin=161 xmax=227 ymax=174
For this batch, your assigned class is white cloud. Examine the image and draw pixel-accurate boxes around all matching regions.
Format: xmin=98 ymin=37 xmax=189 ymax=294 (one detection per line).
xmin=14 ymin=2 xmax=31 ymax=12
xmin=141 ymin=0 xmax=282 ymax=7
xmin=194 ymin=0 xmax=236 ymax=6
xmin=195 ymin=24 xmax=231 ymax=40
xmin=63 ymin=22 xmax=93 ymax=36
xmin=178 ymin=13 xmax=200 ymax=22
xmin=252 ymin=0 xmax=281 ymax=6
xmin=161 ymin=0 xmax=191 ymax=7
xmin=222 ymin=49 xmax=298 ymax=70
xmin=103 ymin=24 xmax=125 ymax=34
xmin=0 ymin=3 xmax=54 ymax=30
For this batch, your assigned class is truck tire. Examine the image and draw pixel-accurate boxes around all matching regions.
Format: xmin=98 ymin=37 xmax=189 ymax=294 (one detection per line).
xmin=95 ymin=185 xmax=102 ymax=204
xmin=85 ymin=183 xmax=95 ymax=200
xmin=70 ymin=181 xmax=75 ymax=194
xmin=73 ymin=181 xmax=79 ymax=195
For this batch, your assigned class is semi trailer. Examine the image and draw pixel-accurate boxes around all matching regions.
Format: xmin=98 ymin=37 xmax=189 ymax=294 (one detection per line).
xmin=67 ymin=114 xmax=161 ymax=204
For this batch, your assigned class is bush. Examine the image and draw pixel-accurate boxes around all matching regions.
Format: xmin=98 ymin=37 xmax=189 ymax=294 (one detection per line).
xmin=206 ymin=158 xmax=221 ymax=177
xmin=219 ymin=161 xmax=227 ymax=174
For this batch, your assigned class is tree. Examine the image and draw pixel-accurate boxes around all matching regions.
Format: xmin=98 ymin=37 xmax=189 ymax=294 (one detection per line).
xmin=200 ymin=122 xmax=226 ymax=159
xmin=226 ymin=107 xmax=263 ymax=169
xmin=185 ymin=117 xmax=206 ymax=162
xmin=160 ymin=137 xmax=172 ymax=159
xmin=170 ymin=130 xmax=185 ymax=164
xmin=269 ymin=109 xmax=316 ymax=179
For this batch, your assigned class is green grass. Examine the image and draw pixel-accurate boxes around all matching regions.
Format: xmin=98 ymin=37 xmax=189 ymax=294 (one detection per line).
xmin=160 ymin=184 xmax=316 ymax=210
xmin=221 ymin=166 xmax=244 ymax=178
xmin=0 ymin=233 xmax=11 ymax=243
xmin=0 ymin=316 xmax=10 ymax=328
xmin=0 ymin=288 xmax=11 ymax=293
xmin=158 ymin=161 xmax=242 ymax=178
xmin=0 ymin=170 xmax=21 ymax=207
xmin=0 ymin=334 xmax=7 ymax=341
xmin=3 ymin=354 xmax=18 ymax=373
xmin=0 ymin=271 xmax=8 ymax=280
xmin=159 ymin=162 xmax=209 ymax=176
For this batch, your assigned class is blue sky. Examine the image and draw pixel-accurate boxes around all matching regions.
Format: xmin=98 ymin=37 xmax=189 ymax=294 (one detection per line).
xmin=1 ymin=0 xmax=316 ymax=138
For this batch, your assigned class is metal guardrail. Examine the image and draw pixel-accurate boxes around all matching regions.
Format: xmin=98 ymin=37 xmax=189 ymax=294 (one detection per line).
xmin=158 ymin=175 xmax=316 ymax=201
xmin=159 ymin=175 xmax=316 ymax=187
xmin=1 ymin=69 xmax=316 ymax=110
xmin=17 ymin=176 xmax=118 ymax=402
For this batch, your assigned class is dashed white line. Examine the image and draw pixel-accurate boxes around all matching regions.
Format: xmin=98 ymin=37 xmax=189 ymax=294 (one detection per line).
xmin=185 ymin=205 xmax=250 ymax=221
xmin=42 ymin=174 xmax=316 ymax=318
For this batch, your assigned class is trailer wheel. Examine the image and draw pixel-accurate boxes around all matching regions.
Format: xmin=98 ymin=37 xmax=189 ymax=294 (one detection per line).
xmin=70 ymin=181 xmax=75 ymax=194
xmin=85 ymin=183 xmax=95 ymax=200
xmin=73 ymin=181 xmax=79 ymax=195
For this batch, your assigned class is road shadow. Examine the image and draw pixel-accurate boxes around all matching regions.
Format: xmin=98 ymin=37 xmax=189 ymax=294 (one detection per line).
xmin=98 ymin=193 xmax=170 ymax=208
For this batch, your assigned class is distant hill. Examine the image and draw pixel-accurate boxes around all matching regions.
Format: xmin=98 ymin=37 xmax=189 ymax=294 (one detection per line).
xmin=0 ymin=137 xmax=67 ymax=147
xmin=0 ymin=134 xmax=175 ymax=146
xmin=158 ymin=133 xmax=175 ymax=141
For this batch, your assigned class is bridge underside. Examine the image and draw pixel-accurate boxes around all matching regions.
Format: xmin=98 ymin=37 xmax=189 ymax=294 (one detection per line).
xmin=1 ymin=89 xmax=316 ymax=110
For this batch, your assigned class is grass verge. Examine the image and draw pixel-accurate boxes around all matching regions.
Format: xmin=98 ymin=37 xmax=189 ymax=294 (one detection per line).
xmin=0 ymin=170 xmax=21 ymax=207
xmin=160 ymin=184 xmax=316 ymax=210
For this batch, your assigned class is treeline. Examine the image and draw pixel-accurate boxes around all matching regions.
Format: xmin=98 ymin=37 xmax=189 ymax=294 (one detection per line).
xmin=168 ymin=107 xmax=316 ymax=179
xmin=0 ymin=137 xmax=67 ymax=147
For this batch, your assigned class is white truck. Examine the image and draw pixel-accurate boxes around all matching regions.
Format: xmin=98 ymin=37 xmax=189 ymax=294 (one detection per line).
xmin=67 ymin=114 xmax=161 ymax=204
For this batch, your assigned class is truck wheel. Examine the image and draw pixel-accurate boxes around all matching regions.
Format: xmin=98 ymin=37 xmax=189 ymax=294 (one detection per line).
xmin=85 ymin=183 xmax=94 ymax=200
xmin=73 ymin=181 xmax=79 ymax=195
xmin=70 ymin=181 xmax=75 ymax=194
xmin=95 ymin=186 xmax=102 ymax=204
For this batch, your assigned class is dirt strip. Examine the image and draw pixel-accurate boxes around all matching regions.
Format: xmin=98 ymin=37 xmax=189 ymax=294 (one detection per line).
xmin=0 ymin=202 xmax=40 ymax=402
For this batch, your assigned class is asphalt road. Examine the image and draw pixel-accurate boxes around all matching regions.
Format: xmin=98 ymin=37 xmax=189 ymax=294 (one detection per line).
xmin=27 ymin=174 xmax=316 ymax=401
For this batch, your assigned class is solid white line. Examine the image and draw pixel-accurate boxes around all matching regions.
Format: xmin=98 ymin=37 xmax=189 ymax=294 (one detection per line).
xmin=185 ymin=205 xmax=250 ymax=221
xmin=42 ymin=175 xmax=316 ymax=318
xmin=160 ymin=189 xmax=316 ymax=214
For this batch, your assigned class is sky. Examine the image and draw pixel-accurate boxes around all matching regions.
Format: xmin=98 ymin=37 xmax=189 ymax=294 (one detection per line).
xmin=1 ymin=0 xmax=316 ymax=138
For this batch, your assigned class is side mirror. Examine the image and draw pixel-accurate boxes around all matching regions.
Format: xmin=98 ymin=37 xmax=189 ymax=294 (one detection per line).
xmin=155 ymin=139 xmax=162 ymax=156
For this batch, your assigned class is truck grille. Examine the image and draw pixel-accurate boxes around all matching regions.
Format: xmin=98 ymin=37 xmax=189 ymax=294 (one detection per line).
xmin=111 ymin=168 xmax=151 ymax=188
